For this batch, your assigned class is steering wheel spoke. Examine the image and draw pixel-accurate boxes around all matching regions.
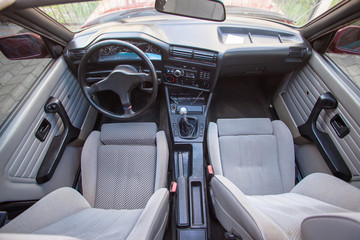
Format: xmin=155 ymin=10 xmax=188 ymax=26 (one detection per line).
xmin=84 ymin=86 xmax=96 ymax=95
xmin=138 ymin=73 xmax=152 ymax=83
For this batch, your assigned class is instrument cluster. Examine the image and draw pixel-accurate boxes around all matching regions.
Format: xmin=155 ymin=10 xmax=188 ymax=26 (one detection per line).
xmin=99 ymin=40 xmax=161 ymax=56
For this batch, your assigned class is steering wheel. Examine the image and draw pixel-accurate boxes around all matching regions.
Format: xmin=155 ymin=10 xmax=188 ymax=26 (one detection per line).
xmin=78 ymin=40 xmax=158 ymax=119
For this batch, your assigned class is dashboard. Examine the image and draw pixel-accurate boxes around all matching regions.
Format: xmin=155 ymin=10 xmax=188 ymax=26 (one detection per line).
xmin=64 ymin=15 xmax=311 ymax=92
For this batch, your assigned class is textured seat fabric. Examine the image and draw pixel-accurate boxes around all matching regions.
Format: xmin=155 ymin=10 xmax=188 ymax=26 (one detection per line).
xmin=208 ymin=118 xmax=295 ymax=195
xmin=0 ymin=123 xmax=169 ymax=240
xmin=208 ymin=118 xmax=360 ymax=240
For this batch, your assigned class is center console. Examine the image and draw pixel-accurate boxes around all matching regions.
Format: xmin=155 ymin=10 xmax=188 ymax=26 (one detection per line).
xmin=165 ymin=86 xmax=210 ymax=142
xmin=162 ymin=46 xmax=220 ymax=240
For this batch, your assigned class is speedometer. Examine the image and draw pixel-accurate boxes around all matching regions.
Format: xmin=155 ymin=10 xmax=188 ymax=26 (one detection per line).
xmin=100 ymin=47 xmax=111 ymax=55
xmin=148 ymin=45 xmax=161 ymax=54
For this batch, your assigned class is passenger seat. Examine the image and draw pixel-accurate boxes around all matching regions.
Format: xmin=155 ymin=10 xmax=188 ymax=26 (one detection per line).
xmin=207 ymin=118 xmax=360 ymax=240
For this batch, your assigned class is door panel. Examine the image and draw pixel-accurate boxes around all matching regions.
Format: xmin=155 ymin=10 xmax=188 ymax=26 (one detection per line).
xmin=0 ymin=57 xmax=89 ymax=202
xmin=275 ymin=51 xmax=360 ymax=185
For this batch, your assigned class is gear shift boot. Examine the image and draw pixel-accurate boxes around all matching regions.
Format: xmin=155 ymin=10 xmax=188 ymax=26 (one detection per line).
xmin=178 ymin=107 xmax=198 ymax=139
xmin=179 ymin=116 xmax=198 ymax=138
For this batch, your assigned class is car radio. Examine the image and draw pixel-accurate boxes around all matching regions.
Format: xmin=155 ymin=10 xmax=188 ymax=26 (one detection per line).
xmin=164 ymin=64 xmax=211 ymax=89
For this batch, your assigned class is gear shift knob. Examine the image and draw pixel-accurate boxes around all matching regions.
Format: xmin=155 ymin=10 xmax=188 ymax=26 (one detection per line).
xmin=179 ymin=107 xmax=187 ymax=115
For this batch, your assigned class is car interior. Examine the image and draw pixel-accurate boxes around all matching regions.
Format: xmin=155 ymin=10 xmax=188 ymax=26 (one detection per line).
xmin=0 ymin=0 xmax=360 ymax=239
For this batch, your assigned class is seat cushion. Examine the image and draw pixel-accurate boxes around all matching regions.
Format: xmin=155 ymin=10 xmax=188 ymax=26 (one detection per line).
xmin=34 ymin=208 xmax=143 ymax=240
xmin=208 ymin=118 xmax=295 ymax=195
xmin=95 ymin=144 xmax=156 ymax=209
xmin=0 ymin=187 xmax=169 ymax=240
xmin=249 ymin=193 xmax=349 ymax=239
xmin=211 ymin=174 xmax=359 ymax=240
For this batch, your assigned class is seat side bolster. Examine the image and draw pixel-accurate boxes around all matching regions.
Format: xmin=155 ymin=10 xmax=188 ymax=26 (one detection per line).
xmin=154 ymin=131 xmax=169 ymax=191
xmin=0 ymin=188 xmax=90 ymax=233
xmin=301 ymin=212 xmax=360 ymax=240
xmin=291 ymin=173 xmax=360 ymax=211
xmin=81 ymin=131 xmax=102 ymax=207
xmin=127 ymin=188 xmax=169 ymax=240
xmin=272 ymin=120 xmax=295 ymax=192
xmin=211 ymin=175 xmax=288 ymax=240
xmin=207 ymin=122 xmax=223 ymax=175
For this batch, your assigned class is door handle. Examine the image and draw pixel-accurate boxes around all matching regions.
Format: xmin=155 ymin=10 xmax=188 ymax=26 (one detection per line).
xmin=36 ymin=97 xmax=80 ymax=184
xmin=298 ymin=92 xmax=351 ymax=181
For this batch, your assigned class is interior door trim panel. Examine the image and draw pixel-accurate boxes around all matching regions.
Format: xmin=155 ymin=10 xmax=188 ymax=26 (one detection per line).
xmin=0 ymin=57 xmax=89 ymax=202
xmin=298 ymin=92 xmax=351 ymax=181
xmin=277 ymin=52 xmax=360 ymax=181
xmin=36 ymin=97 xmax=81 ymax=184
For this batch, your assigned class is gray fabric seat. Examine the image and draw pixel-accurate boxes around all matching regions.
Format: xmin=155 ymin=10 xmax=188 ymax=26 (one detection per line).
xmin=208 ymin=118 xmax=360 ymax=240
xmin=0 ymin=122 xmax=169 ymax=240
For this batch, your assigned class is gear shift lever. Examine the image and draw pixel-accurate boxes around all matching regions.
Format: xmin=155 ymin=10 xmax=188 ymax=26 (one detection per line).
xmin=179 ymin=107 xmax=188 ymax=119
xmin=179 ymin=107 xmax=197 ymax=138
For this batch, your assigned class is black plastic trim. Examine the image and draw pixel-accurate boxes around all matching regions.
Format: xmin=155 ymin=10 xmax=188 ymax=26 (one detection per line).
xmin=298 ymin=92 xmax=351 ymax=181
xmin=330 ymin=114 xmax=350 ymax=138
xmin=36 ymin=97 xmax=80 ymax=184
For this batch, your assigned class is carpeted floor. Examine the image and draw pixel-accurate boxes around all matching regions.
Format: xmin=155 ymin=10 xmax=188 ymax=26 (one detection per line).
xmin=208 ymin=77 xmax=278 ymax=122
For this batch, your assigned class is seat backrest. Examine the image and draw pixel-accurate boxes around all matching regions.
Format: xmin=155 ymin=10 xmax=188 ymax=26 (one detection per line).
xmin=208 ymin=118 xmax=295 ymax=195
xmin=81 ymin=122 xmax=168 ymax=210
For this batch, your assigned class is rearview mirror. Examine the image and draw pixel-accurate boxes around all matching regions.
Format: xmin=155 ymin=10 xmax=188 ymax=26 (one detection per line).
xmin=0 ymin=33 xmax=50 ymax=60
xmin=155 ymin=0 xmax=226 ymax=22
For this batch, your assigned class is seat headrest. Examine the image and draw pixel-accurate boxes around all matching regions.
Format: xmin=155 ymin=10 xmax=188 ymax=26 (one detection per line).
xmin=302 ymin=213 xmax=360 ymax=240
xmin=100 ymin=122 xmax=157 ymax=145
xmin=217 ymin=118 xmax=273 ymax=136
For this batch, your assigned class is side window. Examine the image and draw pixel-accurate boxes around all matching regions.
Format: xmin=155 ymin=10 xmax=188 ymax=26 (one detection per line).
xmin=0 ymin=21 xmax=52 ymax=126
xmin=326 ymin=20 xmax=360 ymax=88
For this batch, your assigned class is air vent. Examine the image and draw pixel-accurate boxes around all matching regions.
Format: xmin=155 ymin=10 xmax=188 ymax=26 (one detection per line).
xmin=288 ymin=47 xmax=307 ymax=58
xmin=68 ymin=49 xmax=85 ymax=61
xmin=170 ymin=46 xmax=217 ymax=63
xmin=170 ymin=46 xmax=193 ymax=58
xmin=194 ymin=50 xmax=217 ymax=62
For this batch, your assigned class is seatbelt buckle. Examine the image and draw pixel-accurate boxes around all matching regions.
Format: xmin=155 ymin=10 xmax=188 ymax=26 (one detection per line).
xmin=206 ymin=165 xmax=214 ymax=181
xmin=170 ymin=181 xmax=177 ymax=195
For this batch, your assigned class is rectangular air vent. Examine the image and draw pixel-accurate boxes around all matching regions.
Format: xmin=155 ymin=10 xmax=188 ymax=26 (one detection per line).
xmin=193 ymin=50 xmax=217 ymax=62
xmin=170 ymin=46 xmax=217 ymax=63
xmin=170 ymin=46 xmax=193 ymax=58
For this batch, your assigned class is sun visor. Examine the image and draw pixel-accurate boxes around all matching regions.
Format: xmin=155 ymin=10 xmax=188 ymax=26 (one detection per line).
xmin=0 ymin=0 xmax=15 ymax=11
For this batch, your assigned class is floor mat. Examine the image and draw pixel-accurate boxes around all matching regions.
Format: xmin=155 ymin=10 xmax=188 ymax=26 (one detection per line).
xmin=209 ymin=77 xmax=273 ymax=122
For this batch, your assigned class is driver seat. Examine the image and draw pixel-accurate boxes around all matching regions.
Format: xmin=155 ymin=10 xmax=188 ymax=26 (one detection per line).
xmin=0 ymin=122 xmax=169 ymax=240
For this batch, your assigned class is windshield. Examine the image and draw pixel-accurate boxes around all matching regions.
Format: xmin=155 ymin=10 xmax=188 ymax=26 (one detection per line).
xmin=39 ymin=0 xmax=344 ymax=31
